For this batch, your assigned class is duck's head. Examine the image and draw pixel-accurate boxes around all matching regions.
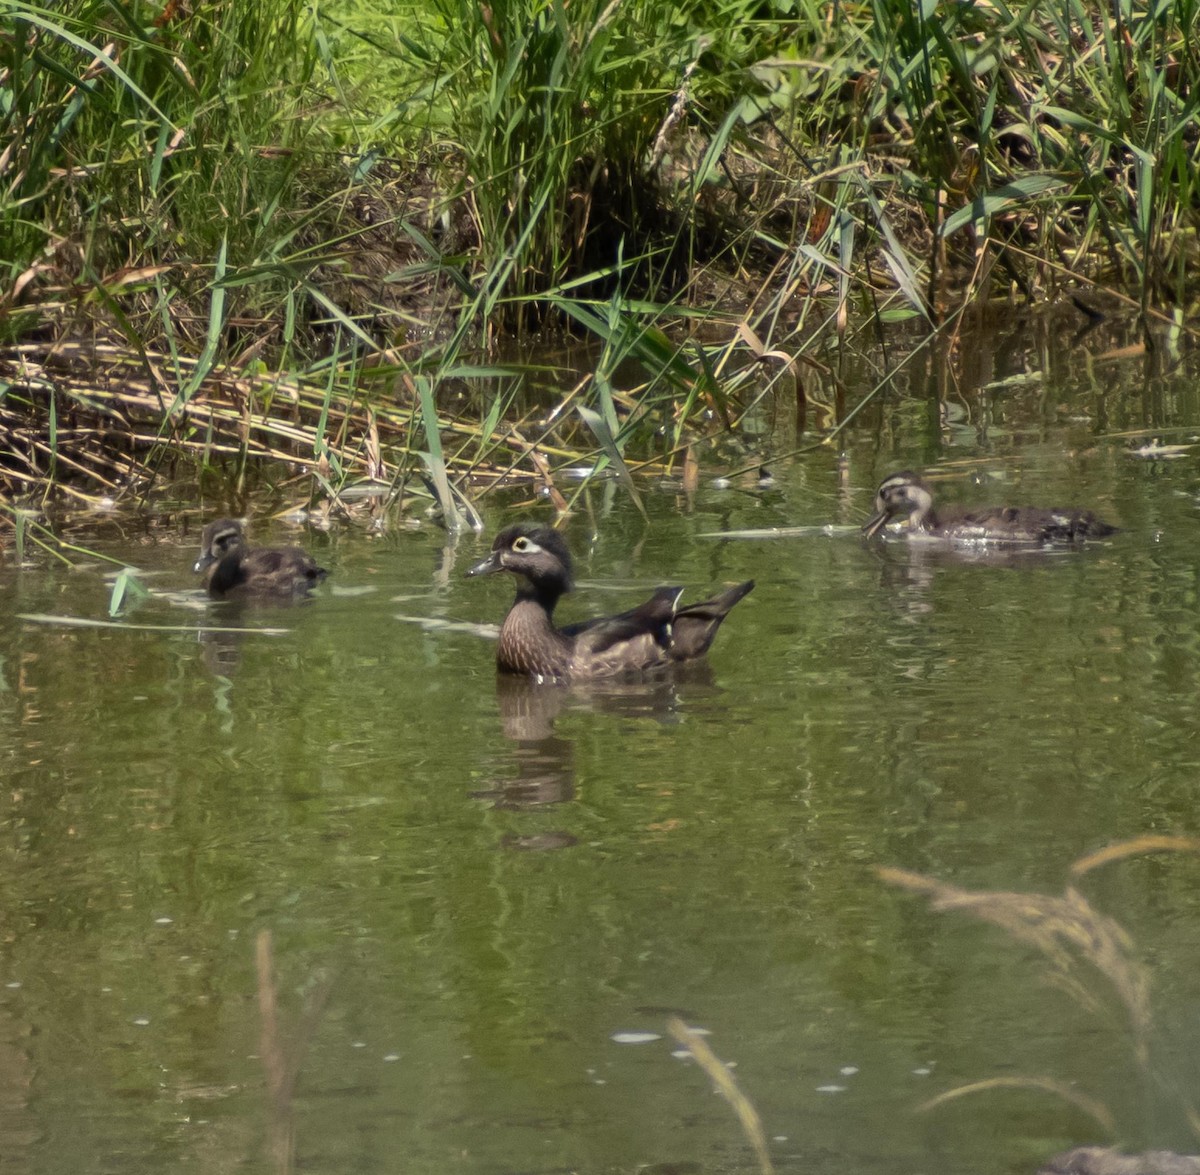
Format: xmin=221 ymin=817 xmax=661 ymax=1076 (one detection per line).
xmin=194 ymin=518 xmax=246 ymax=574
xmin=467 ymin=524 xmax=574 ymax=592
xmin=862 ymin=471 xmax=935 ymax=537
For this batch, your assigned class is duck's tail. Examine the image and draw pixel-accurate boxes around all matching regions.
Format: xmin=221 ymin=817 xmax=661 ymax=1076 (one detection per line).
xmin=669 ymin=580 xmax=755 ymax=660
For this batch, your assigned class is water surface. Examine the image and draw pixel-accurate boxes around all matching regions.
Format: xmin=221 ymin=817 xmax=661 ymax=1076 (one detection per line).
xmin=3 ymin=329 xmax=1200 ymax=1174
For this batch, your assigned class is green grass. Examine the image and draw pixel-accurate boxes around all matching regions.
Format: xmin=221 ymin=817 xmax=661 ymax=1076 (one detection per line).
xmin=2 ymin=0 xmax=1199 ymax=508
xmin=3 ymin=0 xmax=317 ymax=321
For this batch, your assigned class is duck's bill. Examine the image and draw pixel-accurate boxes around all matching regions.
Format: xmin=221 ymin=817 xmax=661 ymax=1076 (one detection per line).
xmin=861 ymin=510 xmax=890 ymax=538
xmin=193 ymin=552 xmax=215 ymax=573
xmin=466 ymin=551 xmax=502 ymax=577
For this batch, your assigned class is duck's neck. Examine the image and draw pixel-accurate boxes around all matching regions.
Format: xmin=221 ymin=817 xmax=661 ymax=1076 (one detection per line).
xmin=207 ymin=550 xmax=246 ymax=594
xmin=515 ymin=577 xmax=562 ymax=615
xmin=498 ymin=579 xmax=572 ymax=677
xmin=912 ymin=505 xmax=940 ymax=532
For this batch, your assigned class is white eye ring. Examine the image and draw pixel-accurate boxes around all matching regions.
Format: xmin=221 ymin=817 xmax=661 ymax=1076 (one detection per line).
xmin=512 ymin=536 xmax=531 ymax=551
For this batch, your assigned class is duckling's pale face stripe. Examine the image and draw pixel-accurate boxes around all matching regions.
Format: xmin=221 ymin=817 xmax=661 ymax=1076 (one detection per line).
xmin=879 ymin=477 xmax=933 ymax=523
xmin=213 ymin=527 xmax=242 ymax=553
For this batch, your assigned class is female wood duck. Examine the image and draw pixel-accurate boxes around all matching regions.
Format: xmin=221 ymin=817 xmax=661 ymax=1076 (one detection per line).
xmin=193 ymin=518 xmax=328 ymax=598
xmin=467 ymin=524 xmax=754 ymax=679
xmin=862 ymin=471 xmax=1118 ymax=544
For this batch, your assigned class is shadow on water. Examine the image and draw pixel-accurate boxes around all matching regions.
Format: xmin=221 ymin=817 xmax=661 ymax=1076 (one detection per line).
xmin=196 ymin=605 xmax=256 ymax=677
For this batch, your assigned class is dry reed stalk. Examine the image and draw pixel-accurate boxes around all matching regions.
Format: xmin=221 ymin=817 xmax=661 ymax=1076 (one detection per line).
xmin=879 ymin=865 xmax=1153 ymax=1065
xmin=1 ymin=339 xmax=636 ymax=502
xmin=919 ymin=1075 xmax=1117 ymax=1134
xmin=666 ymin=1016 xmax=776 ymax=1175
xmin=254 ymin=930 xmax=334 ymax=1175
xmin=1071 ymin=837 xmax=1200 ymax=879
xmin=256 ymin=930 xmax=295 ymax=1175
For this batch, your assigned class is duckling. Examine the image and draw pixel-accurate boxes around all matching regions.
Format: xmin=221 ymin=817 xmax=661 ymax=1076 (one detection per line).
xmin=467 ymin=524 xmax=754 ymax=679
xmin=862 ymin=471 xmax=1118 ymax=544
xmin=193 ymin=518 xmax=328 ymax=598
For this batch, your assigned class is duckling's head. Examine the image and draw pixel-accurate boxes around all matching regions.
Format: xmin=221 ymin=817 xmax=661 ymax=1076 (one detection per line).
xmin=862 ymin=471 xmax=934 ymax=537
xmin=467 ymin=524 xmax=574 ymax=592
xmin=194 ymin=518 xmax=246 ymax=574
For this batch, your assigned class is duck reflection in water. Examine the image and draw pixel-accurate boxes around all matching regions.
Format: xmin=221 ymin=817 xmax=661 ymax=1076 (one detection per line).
xmin=471 ymin=660 xmax=726 ymax=839
xmin=865 ymin=523 xmax=1112 ymax=627
xmin=471 ymin=675 xmax=579 ymax=810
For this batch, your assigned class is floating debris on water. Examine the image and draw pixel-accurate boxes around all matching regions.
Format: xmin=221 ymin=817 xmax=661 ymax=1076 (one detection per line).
xmin=1126 ymin=438 xmax=1195 ymax=459
xmin=611 ymin=1031 xmax=662 ymax=1045
xmin=394 ymin=614 xmax=500 ymax=639
xmin=698 ymin=525 xmax=856 ymax=540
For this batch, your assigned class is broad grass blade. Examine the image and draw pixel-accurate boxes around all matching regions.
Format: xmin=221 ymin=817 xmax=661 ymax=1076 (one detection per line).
xmin=576 ymin=403 xmax=646 ymax=518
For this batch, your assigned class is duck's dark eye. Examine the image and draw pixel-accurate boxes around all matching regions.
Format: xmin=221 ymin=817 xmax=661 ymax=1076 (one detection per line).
xmin=512 ymin=536 xmax=531 ymax=552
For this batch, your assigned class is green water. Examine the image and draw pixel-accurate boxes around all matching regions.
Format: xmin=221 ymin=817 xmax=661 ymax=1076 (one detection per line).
xmin=4 ymin=366 xmax=1200 ymax=1173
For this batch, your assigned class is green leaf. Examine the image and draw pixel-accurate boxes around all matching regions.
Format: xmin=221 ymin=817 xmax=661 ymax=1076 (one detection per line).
xmin=942 ymin=174 xmax=1070 ymax=237
xmin=108 ymin=568 xmax=150 ymax=618
xmin=11 ymin=10 xmax=176 ymax=127
xmin=577 ymin=404 xmax=646 ymax=519
xmin=417 ymin=377 xmax=479 ymax=531
xmin=857 ymin=179 xmax=928 ymax=320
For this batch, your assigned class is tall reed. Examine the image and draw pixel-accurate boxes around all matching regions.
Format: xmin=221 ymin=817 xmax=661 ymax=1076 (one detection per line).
xmin=2 ymin=0 xmax=318 ymax=344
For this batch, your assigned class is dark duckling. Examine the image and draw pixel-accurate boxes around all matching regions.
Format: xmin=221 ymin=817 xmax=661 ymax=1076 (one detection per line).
xmin=194 ymin=518 xmax=328 ymax=598
xmin=467 ymin=523 xmax=754 ymax=679
xmin=862 ymin=471 xmax=1118 ymax=544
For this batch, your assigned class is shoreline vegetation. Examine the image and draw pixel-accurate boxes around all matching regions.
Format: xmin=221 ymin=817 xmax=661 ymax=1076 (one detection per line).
xmin=2 ymin=0 xmax=1198 ymax=520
